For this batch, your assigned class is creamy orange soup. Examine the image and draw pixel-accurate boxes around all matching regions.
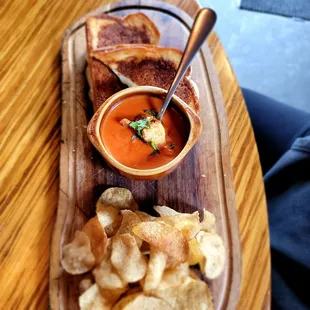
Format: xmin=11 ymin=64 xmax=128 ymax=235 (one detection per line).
xmin=100 ymin=94 xmax=189 ymax=169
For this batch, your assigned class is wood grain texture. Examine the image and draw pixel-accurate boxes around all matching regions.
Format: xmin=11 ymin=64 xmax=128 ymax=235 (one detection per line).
xmin=206 ymin=31 xmax=271 ymax=310
xmin=0 ymin=0 xmax=270 ymax=309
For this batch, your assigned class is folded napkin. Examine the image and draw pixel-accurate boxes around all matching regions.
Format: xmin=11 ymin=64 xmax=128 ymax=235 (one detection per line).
xmin=238 ymin=0 xmax=310 ymax=21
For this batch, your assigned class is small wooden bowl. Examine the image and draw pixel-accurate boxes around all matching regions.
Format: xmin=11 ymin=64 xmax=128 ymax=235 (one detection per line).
xmin=87 ymin=86 xmax=203 ymax=180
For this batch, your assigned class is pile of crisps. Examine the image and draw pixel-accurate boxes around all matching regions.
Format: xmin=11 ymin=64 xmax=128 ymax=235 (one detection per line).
xmin=61 ymin=188 xmax=225 ymax=310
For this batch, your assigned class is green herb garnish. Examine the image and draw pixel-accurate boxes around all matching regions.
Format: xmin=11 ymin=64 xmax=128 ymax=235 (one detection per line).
xmin=149 ymin=141 xmax=160 ymax=155
xmin=129 ymin=117 xmax=151 ymax=138
xmin=143 ymin=109 xmax=158 ymax=118
xmin=129 ymin=117 xmax=160 ymax=155
xmin=150 ymin=141 xmax=159 ymax=152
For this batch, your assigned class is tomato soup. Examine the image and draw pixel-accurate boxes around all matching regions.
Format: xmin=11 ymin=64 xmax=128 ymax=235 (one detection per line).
xmin=100 ymin=94 xmax=190 ymax=169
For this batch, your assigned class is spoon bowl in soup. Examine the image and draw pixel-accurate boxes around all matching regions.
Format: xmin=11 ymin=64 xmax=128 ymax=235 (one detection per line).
xmin=87 ymin=86 xmax=202 ymax=180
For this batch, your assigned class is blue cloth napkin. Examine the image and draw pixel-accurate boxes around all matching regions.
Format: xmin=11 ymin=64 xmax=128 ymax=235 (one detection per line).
xmin=239 ymin=0 xmax=310 ymax=21
xmin=242 ymin=88 xmax=310 ymax=310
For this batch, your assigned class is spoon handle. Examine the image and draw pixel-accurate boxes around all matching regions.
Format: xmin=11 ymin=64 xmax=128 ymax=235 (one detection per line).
xmin=157 ymin=8 xmax=217 ymax=121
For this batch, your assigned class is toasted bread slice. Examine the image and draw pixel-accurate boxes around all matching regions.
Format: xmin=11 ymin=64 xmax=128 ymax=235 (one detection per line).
xmin=91 ymin=44 xmax=200 ymax=112
xmin=86 ymin=58 xmax=127 ymax=111
xmin=86 ymin=13 xmax=160 ymax=111
xmin=86 ymin=13 xmax=160 ymax=53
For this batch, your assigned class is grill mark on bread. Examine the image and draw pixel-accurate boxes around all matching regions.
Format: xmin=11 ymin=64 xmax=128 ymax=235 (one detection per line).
xmin=117 ymin=58 xmax=197 ymax=110
xmin=98 ymin=24 xmax=150 ymax=47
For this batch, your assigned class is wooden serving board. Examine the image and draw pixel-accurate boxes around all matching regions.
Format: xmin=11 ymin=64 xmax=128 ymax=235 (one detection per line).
xmin=50 ymin=0 xmax=242 ymax=309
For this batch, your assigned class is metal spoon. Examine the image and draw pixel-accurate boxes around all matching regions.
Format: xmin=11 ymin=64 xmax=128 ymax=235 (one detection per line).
xmin=157 ymin=8 xmax=217 ymax=121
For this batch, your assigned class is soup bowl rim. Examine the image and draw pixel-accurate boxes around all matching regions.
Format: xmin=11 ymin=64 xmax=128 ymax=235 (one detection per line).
xmin=87 ymin=86 xmax=203 ymax=177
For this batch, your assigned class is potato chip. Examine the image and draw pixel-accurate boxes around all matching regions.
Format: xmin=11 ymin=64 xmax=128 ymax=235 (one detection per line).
xmin=111 ymin=234 xmax=148 ymax=283
xmin=157 ymin=211 xmax=201 ymax=240
xmin=97 ymin=187 xmax=138 ymax=211
xmin=83 ymin=216 xmax=108 ymax=263
xmin=143 ymin=247 xmax=166 ymax=292
xmin=116 ymin=210 xmax=142 ymax=248
xmin=90 ymin=264 xmax=126 ymax=305
xmin=79 ymin=284 xmax=112 ymax=310
xmin=154 ymin=205 xmax=179 ymax=216
xmin=79 ymin=276 xmax=94 ymax=294
xmin=200 ymin=209 xmax=216 ymax=232
xmin=135 ymin=210 xmax=156 ymax=222
xmin=139 ymin=278 xmax=145 ymax=288
xmin=112 ymin=293 xmax=172 ymax=310
xmin=132 ymin=221 xmax=189 ymax=266
xmin=66 ymin=189 xmax=221 ymax=309
xmin=106 ymin=237 xmax=112 ymax=251
xmin=61 ymin=231 xmax=95 ymax=275
xmin=153 ymin=276 xmax=214 ymax=310
xmin=112 ymin=293 xmax=140 ymax=310
xmin=92 ymin=249 xmax=127 ymax=290
xmin=165 ymin=255 xmax=178 ymax=269
xmin=159 ymin=263 xmax=189 ymax=289
xmin=188 ymin=238 xmax=204 ymax=266
xmin=97 ymin=205 xmax=123 ymax=237
xmin=101 ymin=287 xmax=128 ymax=305
xmin=196 ymin=231 xmax=225 ymax=279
